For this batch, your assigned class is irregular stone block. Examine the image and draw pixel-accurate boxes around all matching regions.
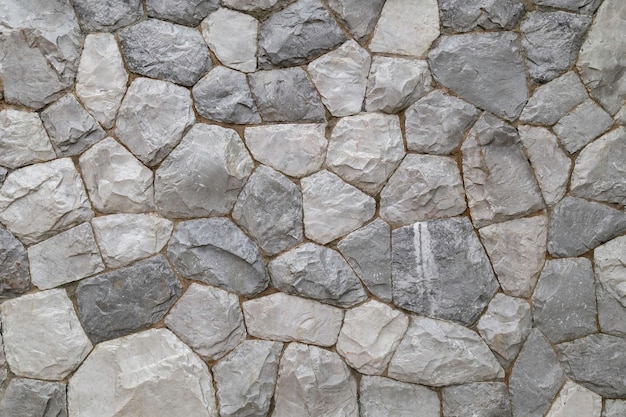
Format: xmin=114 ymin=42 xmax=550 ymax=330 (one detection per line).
xmin=442 ymin=382 xmax=512 ymax=417
xmin=532 ymin=0 xmax=601 ymax=13
xmin=202 ymin=8 xmax=258 ymax=72
xmin=222 ymin=0 xmax=281 ymax=12
xmin=0 ymin=379 xmax=67 ymax=417
xmin=0 ymin=226 xmax=30 ymax=298
xmin=594 ymin=235 xmax=626 ymax=309
xmin=360 ymin=376 xmax=440 ymax=417
xmin=72 ymin=0 xmax=143 ymax=31
xmin=604 ymin=400 xmax=626 ymax=417
xmin=327 ymin=0 xmax=386 ymax=40
xmin=554 ymin=99 xmax=614 ymax=153
xmin=546 ymin=381 xmax=602 ymax=417
xmin=0 ymin=110 xmax=55 ymax=169
xmin=596 ymin=279 xmax=626 ymax=337
xmin=147 ymin=0 xmax=218 ymax=26
xmin=439 ymin=0 xmax=525 ymax=32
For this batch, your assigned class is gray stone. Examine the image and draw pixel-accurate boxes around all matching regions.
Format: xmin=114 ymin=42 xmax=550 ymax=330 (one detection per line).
xmin=0 ymin=158 xmax=93 ymax=245
xmin=192 ymin=67 xmax=261 ymax=124
xmin=327 ymin=113 xmax=405 ymax=194
xmin=391 ymin=217 xmax=498 ymax=325
xmin=0 ymin=289 xmax=92 ymax=380
xmin=360 ymin=376 xmax=440 ymax=417
xmin=547 ymin=197 xmax=626 ymax=257
xmin=258 ymin=0 xmax=346 ymax=68
xmin=119 ymin=19 xmax=211 ymax=86
xmin=273 ymin=343 xmax=358 ymax=417
xmin=0 ymin=168 xmax=6 ymax=185
xmin=301 ymin=170 xmax=376 ymax=244
xmin=115 ymin=77 xmax=195 ymax=167
xmin=604 ymin=400 xmax=626 ymax=417
xmin=442 ymin=382 xmax=512 ymax=417
xmin=327 ymin=0 xmax=386 ymax=40
xmin=616 ymin=105 xmax=626 ymax=126
xmin=222 ymin=0 xmax=281 ymax=13
xmin=0 ymin=110 xmax=55 ymax=169
xmin=439 ymin=0 xmax=525 ymax=32
xmin=532 ymin=0 xmax=602 ymax=13
xmin=243 ymin=292 xmax=344 ymax=346
xmin=165 ymin=283 xmax=246 ymax=360
xmin=0 ymin=226 xmax=30 ymax=298
xmin=553 ymin=99 xmax=614 ymax=153
xmin=428 ymin=32 xmax=528 ymax=121
xmin=596 ymin=279 xmax=626 ymax=337
xmin=155 ymin=124 xmax=253 ymax=218
xmin=405 ymin=90 xmax=480 ymax=155
xmin=75 ymin=255 xmax=182 ymax=343
xmin=269 ymin=243 xmax=367 ymax=307
xmin=249 ymin=68 xmax=325 ymax=122
xmin=0 ymin=332 xmax=5 ymax=384
xmin=79 ymin=137 xmax=155 ymax=214
xmin=147 ymin=0 xmax=219 ymax=26
xmin=0 ymin=379 xmax=67 ymax=417
xmin=546 ymin=381 xmax=602 ymax=417
xmin=213 ymin=340 xmax=282 ymax=417
xmin=388 ymin=316 xmax=504 ymax=386
xmin=68 ymin=329 xmax=217 ymax=417
xmin=595 ymin=236 xmax=626 ymax=314
xmin=232 ymin=165 xmax=303 ymax=256
xmin=167 ymin=218 xmax=268 ymax=296
xmin=40 ymin=94 xmax=106 ymax=157
xmin=462 ymin=114 xmax=545 ymax=228
xmin=380 ymin=154 xmax=466 ymax=226
xmin=71 ymin=0 xmax=143 ymax=32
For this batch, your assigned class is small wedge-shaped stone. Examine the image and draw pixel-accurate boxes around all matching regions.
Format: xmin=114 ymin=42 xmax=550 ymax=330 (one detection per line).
xmin=0 ymin=379 xmax=67 ymax=417
xmin=360 ymin=376 xmax=440 ymax=417
xmin=75 ymin=256 xmax=182 ymax=343
xmin=596 ymin=278 xmax=626 ymax=337
xmin=0 ymin=158 xmax=93 ymax=245
xmin=389 ymin=316 xmax=504 ymax=386
xmin=546 ymin=381 xmax=602 ymax=417
xmin=442 ymin=382 xmax=512 ymax=417
xmin=327 ymin=0 xmax=386 ymax=40
xmin=155 ymin=124 xmax=253 ymax=218
xmin=273 ymin=343 xmax=358 ymax=417
xmin=68 ymin=329 xmax=217 ymax=417
xmin=269 ymin=243 xmax=367 ymax=307
xmin=533 ymin=0 xmax=601 ymax=13
xmin=0 ymin=110 xmax=55 ymax=169
xmin=165 ymin=283 xmax=246 ymax=360
xmin=72 ymin=0 xmax=143 ymax=32
xmin=0 ymin=226 xmax=30 ymax=297
xmin=0 ymin=289 xmax=92 ymax=380
xmin=595 ymin=236 xmax=626 ymax=309
xmin=439 ymin=0 xmax=525 ymax=32
xmin=147 ymin=0 xmax=219 ymax=26
xmin=554 ymin=99 xmax=614 ymax=153
xmin=167 ymin=218 xmax=268 ymax=296
xmin=202 ymin=8 xmax=258 ymax=72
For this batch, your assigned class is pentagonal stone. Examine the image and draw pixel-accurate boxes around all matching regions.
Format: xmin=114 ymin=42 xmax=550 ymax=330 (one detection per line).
xmin=155 ymin=124 xmax=253 ymax=218
xmin=0 ymin=289 xmax=92 ymax=380
xmin=405 ymin=90 xmax=480 ymax=155
xmin=595 ymin=236 xmax=626 ymax=310
xmin=301 ymin=170 xmax=376 ymax=244
xmin=327 ymin=113 xmax=405 ymax=194
xmin=392 ymin=217 xmax=498 ymax=325
xmin=604 ymin=400 xmax=626 ymax=417
xmin=0 ymin=158 xmax=93 ymax=245
xmin=147 ymin=0 xmax=219 ymax=26
xmin=360 ymin=376 xmax=440 ymax=417
xmin=269 ymin=243 xmax=367 ymax=307
xmin=243 ymin=292 xmax=344 ymax=346
xmin=273 ymin=343 xmax=358 ymax=417
xmin=327 ymin=0 xmax=386 ymax=40
xmin=258 ymin=0 xmax=346 ymax=68
xmin=167 ymin=218 xmax=268 ymax=296
xmin=79 ymin=137 xmax=155 ymax=214
xmin=428 ymin=32 xmax=528 ymax=121
xmin=380 ymin=154 xmax=466 ymax=226
xmin=0 ymin=226 xmax=30 ymax=298
xmin=439 ymin=0 xmax=525 ymax=32
xmin=92 ymin=214 xmax=173 ymax=269
xmin=213 ymin=341 xmax=283 ymax=417
xmin=71 ymin=0 xmax=143 ymax=32
xmin=307 ymin=40 xmax=371 ymax=117
xmin=596 ymin=279 xmax=626 ymax=337
xmin=192 ymin=67 xmax=261 ymax=124
xmin=0 ymin=110 xmax=55 ymax=169
xmin=249 ymin=68 xmax=325 ymax=122
xmin=165 ymin=283 xmax=246 ymax=360
xmin=547 ymin=381 xmax=602 ymax=417
xmin=202 ymin=8 xmax=258 ymax=72
xmin=0 ymin=379 xmax=67 ymax=417
xmin=442 ymin=382 xmax=512 ymax=417
xmin=75 ymin=255 xmax=182 ymax=343
xmin=553 ymin=99 xmax=614 ymax=153
xmin=232 ymin=166 xmax=302 ymax=256
xmin=532 ymin=0 xmax=601 ymax=13
xmin=388 ymin=316 xmax=504 ymax=386
xmin=119 ymin=19 xmax=211 ymax=86
xmin=462 ymin=114 xmax=544 ymax=228
xmin=28 ymin=223 xmax=104 ymax=290
xmin=68 ymin=329 xmax=217 ymax=417
xmin=115 ymin=77 xmax=195 ymax=167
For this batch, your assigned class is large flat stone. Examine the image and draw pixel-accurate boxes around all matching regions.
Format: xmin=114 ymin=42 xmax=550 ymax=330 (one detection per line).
xmin=0 ymin=379 xmax=67 ymax=417
xmin=546 ymin=381 xmax=602 ymax=417
xmin=147 ymin=0 xmax=218 ymax=26
xmin=71 ymin=0 xmax=143 ymax=31
xmin=553 ymin=99 xmax=613 ymax=153
xmin=439 ymin=0 xmax=525 ymax=32
xmin=0 ymin=226 xmax=30 ymax=298
xmin=532 ymin=0 xmax=601 ymax=13
xmin=0 ymin=110 xmax=55 ymax=169
xmin=360 ymin=376 xmax=440 ymax=417
xmin=442 ymin=382 xmax=512 ymax=417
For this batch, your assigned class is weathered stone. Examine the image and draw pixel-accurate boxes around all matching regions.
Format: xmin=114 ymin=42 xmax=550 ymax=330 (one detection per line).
xmin=213 ymin=340 xmax=282 ymax=417
xmin=370 ymin=0 xmax=440 ymax=57
xmin=119 ymin=19 xmax=211 ymax=86
xmin=167 ymin=218 xmax=268 ymax=296
xmin=392 ymin=217 xmax=498 ymax=325
xmin=91 ymin=214 xmax=173 ymax=268
xmin=388 ymin=316 xmax=504 ymax=386
xmin=192 ymin=67 xmax=261 ymax=124
xmin=155 ymin=124 xmax=253 ymax=218
xmin=147 ymin=0 xmax=219 ymax=26
xmin=79 ymin=137 xmax=155 ymax=214
xmin=327 ymin=0 xmax=385 ymax=40
xmin=243 ymin=292 xmax=344 ymax=346
xmin=380 ymin=154 xmax=466 ymax=226
xmin=232 ymin=165 xmax=302 ymax=256
xmin=307 ymin=41 xmax=371 ymax=117
xmin=249 ymin=68 xmax=325 ymax=122
xmin=462 ymin=114 xmax=545 ymax=228
xmin=554 ymin=99 xmax=614 ymax=153
xmin=616 ymin=105 xmax=626 ymax=126
xmin=0 ymin=289 xmax=92 ymax=380
xmin=405 ymin=90 xmax=480 ymax=154
xmin=0 ymin=158 xmax=93 ymax=245
xmin=76 ymin=33 xmax=129 ymax=129
xmin=0 ymin=168 xmax=6 ymax=186
xmin=439 ymin=0 xmax=525 ymax=32
xmin=0 ymin=332 xmax=5 ymax=384
xmin=0 ymin=226 xmax=30 ymax=297
xmin=442 ymin=382 xmax=512 ymax=417
xmin=596 ymin=279 xmax=626 ymax=337
xmin=302 ymin=170 xmax=376 ymax=244
xmin=532 ymin=0 xmax=602 ymax=13
xmin=165 ymin=283 xmax=246 ymax=360
xmin=365 ymin=57 xmax=433 ymax=113
xmin=75 ymin=255 xmax=181 ymax=343
xmin=327 ymin=113 xmax=405 ymax=194
xmin=222 ymin=0 xmax=280 ymax=12
xmin=202 ymin=8 xmax=258 ymax=72
xmin=244 ymin=123 xmax=327 ymax=178
xmin=273 ymin=343 xmax=358 ymax=417
xmin=546 ymin=381 xmax=602 ymax=417
xmin=604 ymin=400 xmax=626 ymax=417
xmin=0 ymin=110 xmax=55 ymax=169
xmin=40 ymin=94 xmax=106 ymax=157
xmin=269 ymin=243 xmax=367 ymax=307
xmin=71 ymin=0 xmax=143 ymax=31
xmin=0 ymin=379 xmax=67 ymax=417
xmin=68 ymin=329 xmax=217 ymax=417
xmin=360 ymin=376 xmax=440 ymax=417
xmin=428 ymin=33 xmax=528 ymax=121
xmin=595 ymin=236 xmax=626 ymax=309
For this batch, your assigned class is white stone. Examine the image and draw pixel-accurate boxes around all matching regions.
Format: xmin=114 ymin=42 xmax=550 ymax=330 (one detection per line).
xmin=546 ymin=381 xmax=602 ymax=417
xmin=0 ymin=110 xmax=55 ymax=169
xmin=594 ymin=235 xmax=626 ymax=308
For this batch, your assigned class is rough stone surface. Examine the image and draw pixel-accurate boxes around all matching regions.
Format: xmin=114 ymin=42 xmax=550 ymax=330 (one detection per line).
xmin=71 ymin=0 xmax=143 ymax=32
xmin=360 ymin=376 xmax=440 ymax=417
xmin=595 ymin=236 xmax=626 ymax=309
xmin=533 ymin=0 xmax=602 ymax=13
xmin=0 ymin=110 xmax=55 ymax=169
xmin=222 ymin=0 xmax=280 ymax=12
xmin=596 ymin=279 xmax=626 ymax=337
xmin=546 ymin=381 xmax=602 ymax=417
xmin=442 ymin=382 xmax=512 ymax=417
xmin=553 ymin=99 xmax=614 ymax=153
xmin=604 ymin=400 xmax=626 ymax=417
xmin=439 ymin=0 xmax=525 ymax=32
xmin=327 ymin=0 xmax=386 ymax=40
xmin=0 ymin=379 xmax=67 ymax=417
xmin=147 ymin=0 xmax=219 ymax=26
xmin=0 ymin=226 xmax=30 ymax=297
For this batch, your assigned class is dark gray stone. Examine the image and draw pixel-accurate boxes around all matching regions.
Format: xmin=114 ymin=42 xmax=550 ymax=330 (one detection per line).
xmin=71 ymin=0 xmax=143 ymax=32
xmin=327 ymin=0 xmax=385 ymax=40
xmin=0 ymin=168 xmax=6 ymax=185
xmin=0 ymin=226 xmax=30 ymax=298
xmin=360 ymin=376 xmax=440 ymax=417
xmin=442 ymin=382 xmax=512 ymax=417
xmin=0 ymin=378 xmax=67 ymax=417
xmin=75 ymin=255 xmax=182 ymax=343
xmin=596 ymin=281 xmax=626 ymax=337
xmin=146 ymin=0 xmax=219 ymax=26
xmin=532 ymin=0 xmax=602 ymax=14
xmin=439 ymin=0 xmax=525 ymax=32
